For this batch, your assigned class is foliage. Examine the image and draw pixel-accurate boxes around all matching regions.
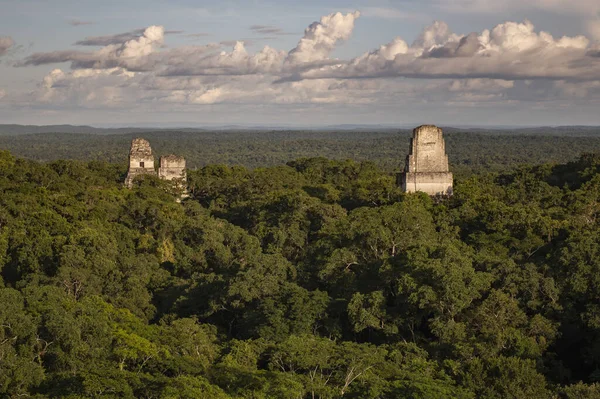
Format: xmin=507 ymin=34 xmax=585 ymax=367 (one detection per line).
xmin=1 ymin=150 xmax=600 ymax=397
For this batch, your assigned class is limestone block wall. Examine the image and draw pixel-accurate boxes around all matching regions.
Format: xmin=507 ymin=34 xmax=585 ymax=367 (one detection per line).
xmin=405 ymin=125 xmax=450 ymax=173
xmin=125 ymin=138 xmax=156 ymax=188
xmin=399 ymin=125 xmax=453 ymax=196
xmin=158 ymin=155 xmax=186 ymax=182
xmin=401 ymin=172 xmax=454 ymax=196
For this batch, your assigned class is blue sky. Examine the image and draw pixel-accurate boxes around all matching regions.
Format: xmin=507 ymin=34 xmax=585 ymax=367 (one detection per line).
xmin=1 ymin=0 xmax=599 ymax=126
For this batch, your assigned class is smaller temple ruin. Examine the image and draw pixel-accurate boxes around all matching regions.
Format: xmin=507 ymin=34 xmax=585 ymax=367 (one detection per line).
xmin=124 ymin=138 xmax=187 ymax=193
xmin=399 ymin=125 xmax=453 ymax=196
xmin=158 ymin=155 xmax=187 ymax=187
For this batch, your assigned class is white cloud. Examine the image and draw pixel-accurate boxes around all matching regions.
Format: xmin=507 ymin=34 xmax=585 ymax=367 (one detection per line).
xmin=413 ymin=21 xmax=460 ymax=50
xmin=120 ymin=26 xmax=163 ymax=58
xmin=23 ymin=26 xmax=164 ymax=70
xmin=448 ymin=79 xmax=514 ymax=92
xmin=190 ymin=88 xmax=224 ymax=104
xmin=22 ymin=11 xmax=362 ymax=77
xmin=160 ymin=41 xmax=286 ymax=76
xmin=35 ymin=67 xmax=138 ymax=106
xmin=7 ymin=11 xmax=599 ymax=119
xmin=434 ymin=0 xmax=600 ymax=41
xmin=286 ymin=11 xmax=360 ymax=64
xmin=295 ymin=20 xmax=598 ymax=82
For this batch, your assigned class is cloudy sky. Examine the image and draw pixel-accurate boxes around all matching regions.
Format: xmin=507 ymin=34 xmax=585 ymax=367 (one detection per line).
xmin=1 ymin=0 xmax=600 ymax=126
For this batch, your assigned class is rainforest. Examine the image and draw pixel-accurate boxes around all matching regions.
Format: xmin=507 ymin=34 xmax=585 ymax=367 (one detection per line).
xmin=1 ymin=133 xmax=600 ymax=397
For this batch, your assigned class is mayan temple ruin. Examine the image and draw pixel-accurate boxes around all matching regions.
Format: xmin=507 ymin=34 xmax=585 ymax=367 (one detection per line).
xmin=399 ymin=125 xmax=453 ymax=196
xmin=124 ymin=138 xmax=187 ymax=190
xmin=158 ymin=154 xmax=187 ymax=188
xmin=124 ymin=138 xmax=157 ymax=188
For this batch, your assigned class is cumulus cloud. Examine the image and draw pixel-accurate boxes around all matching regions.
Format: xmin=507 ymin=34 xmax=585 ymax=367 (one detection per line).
xmin=424 ymin=33 xmax=481 ymax=58
xmin=20 ymin=11 xmax=361 ymax=78
xmin=286 ymin=11 xmax=360 ymax=64
xmin=119 ymin=25 xmax=163 ymax=57
xmin=19 ymin=11 xmax=362 ymax=77
xmin=412 ymin=21 xmax=460 ymax=50
xmin=0 ymin=36 xmax=14 ymax=56
xmin=448 ymin=79 xmax=514 ymax=92
xmin=74 ymin=28 xmax=180 ymax=46
xmin=161 ymin=41 xmax=285 ymax=76
xmin=75 ymin=29 xmax=146 ymax=46
xmin=22 ymin=26 xmax=165 ymax=70
xmin=34 ymin=67 xmax=137 ymax=106
xmin=435 ymin=0 xmax=600 ymax=42
xmin=11 ymin=11 xmax=600 ymax=116
xmin=162 ymin=11 xmax=360 ymax=76
xmin=293 ymin=19 xmax=599 ymax=82
xmin=375 ymin=38 xmax=410 ymax=60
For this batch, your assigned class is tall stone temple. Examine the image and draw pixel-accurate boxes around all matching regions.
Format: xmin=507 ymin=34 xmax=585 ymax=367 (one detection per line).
xmin=399 ymin=125 xmax=453 ymax=196
xmin=124 ymin=138 xmax=187 ymax=190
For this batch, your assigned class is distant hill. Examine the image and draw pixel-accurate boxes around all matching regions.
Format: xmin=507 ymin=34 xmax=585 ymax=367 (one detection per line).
xmin=3 ymin=128 xmax=600 ymax=175
xmin=0 ymin=124 xmax=158 ymax=136
xmin=0 ymin=124 xmax=598 ymax=137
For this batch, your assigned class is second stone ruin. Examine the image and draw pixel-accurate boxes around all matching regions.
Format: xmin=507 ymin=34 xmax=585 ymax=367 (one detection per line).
xmin=125 ymin=138 xmax=187 ymax=191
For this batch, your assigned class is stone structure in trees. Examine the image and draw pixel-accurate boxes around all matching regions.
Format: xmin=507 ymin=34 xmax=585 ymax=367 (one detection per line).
xmin=124 ymin=138 xmax=156 ymax=188
xmin=399 ymin=125 xmax=453 ymax=196
xmin=158 ymin=155 xmax=187 ymax=188
xmin=124 ymin=138 xmax=187 ymax=192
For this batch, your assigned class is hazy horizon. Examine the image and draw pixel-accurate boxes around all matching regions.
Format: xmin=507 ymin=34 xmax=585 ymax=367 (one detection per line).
xmin=3 ymin=122 xmax=600 ymax=131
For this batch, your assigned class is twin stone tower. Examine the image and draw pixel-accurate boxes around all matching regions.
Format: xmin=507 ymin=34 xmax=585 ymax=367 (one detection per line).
xmin=124 ymin=125 xmax=452 ymax=197
xmin=124 ymin=138 xmax=187 ymax=189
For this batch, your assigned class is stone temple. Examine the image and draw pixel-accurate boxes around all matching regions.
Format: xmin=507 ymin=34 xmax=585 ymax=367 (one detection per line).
xmin=125 ymin=138 xmax=157 ymax=188
xmin=124 ymin=138 xmax=187 ymax=190
xmin=399 ymin=125 xmax=453 ymax=196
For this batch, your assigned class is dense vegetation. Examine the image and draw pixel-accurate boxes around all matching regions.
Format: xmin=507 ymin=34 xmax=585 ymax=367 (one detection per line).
xmin=1 ymin=146 xmax=600 ymax=398
xmin=1 ymin=127 xmax=600 ymax=176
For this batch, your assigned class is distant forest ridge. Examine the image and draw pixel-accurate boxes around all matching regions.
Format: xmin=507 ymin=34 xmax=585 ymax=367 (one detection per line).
xmin=2 ymin=126 xmax=600 ymax=176
xmin=0 ymin=124 xmax=600 ymax=136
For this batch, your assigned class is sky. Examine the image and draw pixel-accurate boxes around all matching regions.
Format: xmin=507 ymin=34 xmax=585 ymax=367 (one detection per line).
xmin=1 ymin=0 xmax=600 ymax=127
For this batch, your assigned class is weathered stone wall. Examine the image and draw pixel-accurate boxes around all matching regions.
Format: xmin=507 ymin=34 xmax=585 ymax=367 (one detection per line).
xmin=405 ymin=125 xmax=450 ymax=173
xmin=400 ymin=172 xmax=454 ymax=195
xmin=158 ymin=155 xmax=186 ymax=182
xmin=125 ymin=138 xmax=156 ymax=188
xmin=399 ymin=125 xmax=453 ymax=196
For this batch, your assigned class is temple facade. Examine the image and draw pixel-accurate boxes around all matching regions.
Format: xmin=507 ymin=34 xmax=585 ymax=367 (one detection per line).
xmin=399 ymin=125 xmax=453 ymax=196
xmin=124 ymin=138 xmax=157 ymax=188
